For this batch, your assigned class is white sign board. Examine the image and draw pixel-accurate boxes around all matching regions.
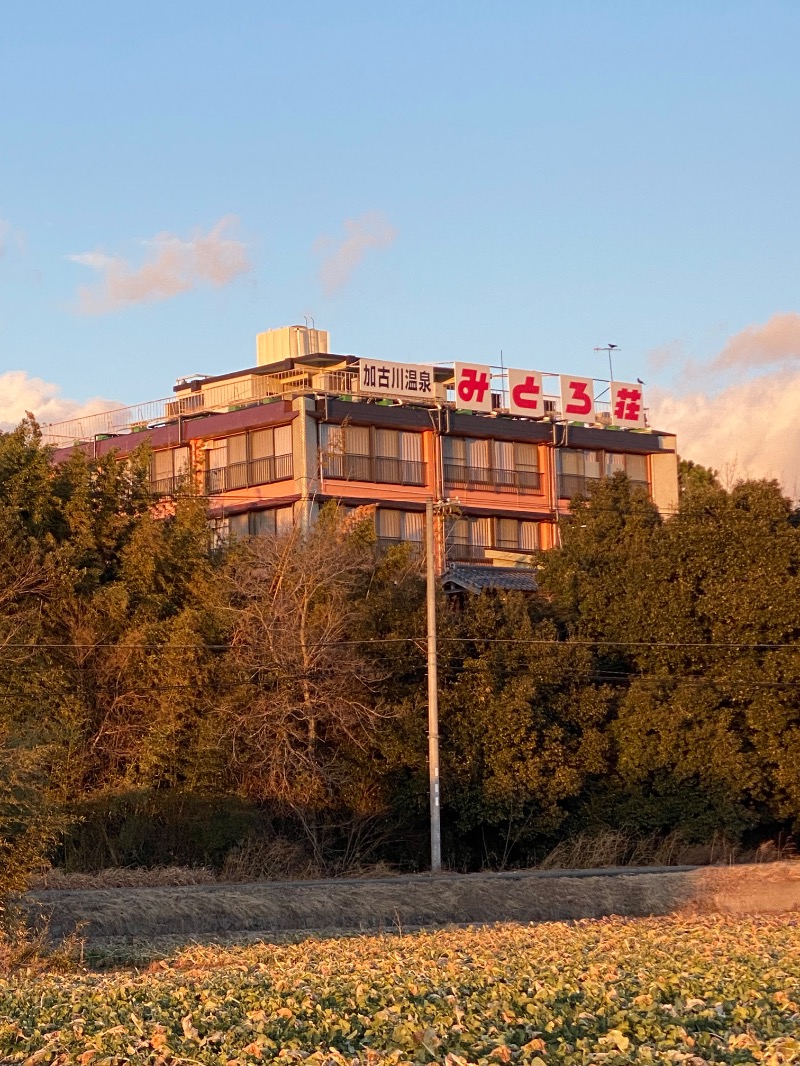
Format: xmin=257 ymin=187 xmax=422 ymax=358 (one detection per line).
xmin=454 ymin=362 xmax=493 ymax=413
xmin=560 ymin=375 xmax=596 ymax=421
xmin=610 ymin=381 xmax=646 ymax=428
xmin=507 ymin=369 xmax=545 ymax=418
xmin=359 ymin=359 xmax=434 ymax=400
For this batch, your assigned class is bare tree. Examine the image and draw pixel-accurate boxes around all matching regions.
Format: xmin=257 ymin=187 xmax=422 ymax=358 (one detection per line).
xmin=218 ymin=508 xmax=388 ymax=809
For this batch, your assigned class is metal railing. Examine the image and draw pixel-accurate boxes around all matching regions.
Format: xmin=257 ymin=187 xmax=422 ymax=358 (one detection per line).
xmin=444 ymin=464 xmax=542 ymax=494
xmin=445 ymin=541 xmax=492 ymax=564
xmin=204 ymin=453 xmax=293 ymax=495
xmin=322 ymin=454 xmax=427 ymax=487
xmin=376 ymin=536 xmax=424 ymax=558
xmin=316 ymin=370 xmax=359 ymax=394
xmin=558 ymin=474 xmax=649 ymax=498
xmin=149 ymin=474 xmax=188 ymax=497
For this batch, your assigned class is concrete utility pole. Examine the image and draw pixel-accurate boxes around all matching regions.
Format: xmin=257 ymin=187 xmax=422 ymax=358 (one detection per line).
xmin=425 ymin=498 xmax=442 ymax=872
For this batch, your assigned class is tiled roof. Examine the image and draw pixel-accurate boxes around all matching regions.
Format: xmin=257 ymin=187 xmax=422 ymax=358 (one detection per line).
xmin=442 ymin=565 xmax=539 ymax=594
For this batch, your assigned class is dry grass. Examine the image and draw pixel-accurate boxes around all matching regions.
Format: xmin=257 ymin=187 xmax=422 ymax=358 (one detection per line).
xmin=25 ymin=861 xmax=800 ymax=945
xmin=536 ymin=829 xmax=798 ymax=870
xmin=30 ymin=864 xmax=218 ymax=891
xmin=30 ymin=831 xmax=797 ymax=893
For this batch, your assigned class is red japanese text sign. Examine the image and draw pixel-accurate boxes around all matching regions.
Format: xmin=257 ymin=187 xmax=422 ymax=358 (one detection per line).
xmin=507 ymin=368 xmax=545 ymax=418
xmin=559 ymin=375 xmax=595 ymax=421
xmin=454 ymin=362 xmax=494 ymax=413
xmin=610 ymin=381 xmax=645 ymax=428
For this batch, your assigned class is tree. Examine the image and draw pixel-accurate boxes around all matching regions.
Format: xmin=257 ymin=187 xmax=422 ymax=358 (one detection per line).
xmin=216 ymin=506 xmax=389 ymax=813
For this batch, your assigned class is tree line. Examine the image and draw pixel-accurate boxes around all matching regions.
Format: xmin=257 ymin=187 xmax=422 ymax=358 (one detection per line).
xmin=1 ymin=420 xmax=799 ymax=885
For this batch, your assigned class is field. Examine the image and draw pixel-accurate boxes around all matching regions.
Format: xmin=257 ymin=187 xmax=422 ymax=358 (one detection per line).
xmin=2 ymin=915 xmax=800 ymax=1064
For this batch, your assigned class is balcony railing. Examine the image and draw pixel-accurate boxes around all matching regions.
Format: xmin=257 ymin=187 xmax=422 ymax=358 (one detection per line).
xmin=558 ymin=474 xmax=649 ymax=498
xmin=150 ymin=474 xmax=187 ymax=497
xmin=444 ymin=464 xmax=542 ymax=494
xmin=204 ymin=453 xmax=293 ymax=495
xmin=322 ymin=454 xmax=427 ymax=487
xmin=445 ymin=541 xmax=491 ymax=564
xmin=376 ymin=537 xmax=424 ymax=558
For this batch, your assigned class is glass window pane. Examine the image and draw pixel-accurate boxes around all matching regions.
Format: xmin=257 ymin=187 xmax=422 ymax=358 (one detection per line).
xmin=153 ymin=450 xmax=173 ymax=480
xmin=250 ymin=510 xmax=276 ymax=537
xmin=378 ymin=509 xmax=401 ymax=539
xmin=448 ymin=518 xmax=469 ymax=544
xmin=174 ymin=447 xmax=190 ymax=476
xmin=584 ymin=450 xmax=602 ymax=478
xmin=229 ymin=513 xmax=249 ymax=540
xmin=400 ymin=432 xmax=422 ymax=463
xmin=207 ymin=442 xmax=227 ymax=469
xmin=626 ymin=454 xmax=648 ymax=481
xmin=250 ymin=429 xmax=274 ymax=459
xmin=514 ymin=442 xmax=538 ymax=471
xmin=403 ymin=511 xmax=424 ymax=542
xmin=560 ymin=450 xmax=583 ymax=475
xmin=493 ymin=440 xmax=514 ymax=471
xmin=347 ymin=426 xmax=370 ymax=455
xmin=274 ymin=424 xmax=292 ymax=456
xmin=472 ymin=517 xmax=492 ymax=546
xmin=497 ymin=518 xmax=517 ymax=547
xmin=519 ymin=521 xmax=539 ymax=550
xmin=276 ymin=506 xmax=294 ymax=533
xmin=606 ymin=452 xmax=626 ymax=475
xmin=376 ymin=429 xmax=399 ymax=458
xmin=228 ymin=434 xmax=247 ymax=465
xmin=468 ymin=439 xmax=490 ymax=471
xmin=443 ymin=437 xmax=466 ymax=463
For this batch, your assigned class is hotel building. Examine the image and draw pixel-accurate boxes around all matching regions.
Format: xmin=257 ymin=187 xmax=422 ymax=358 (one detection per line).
xmin=46 ymin=326 xmax=679 ymax=580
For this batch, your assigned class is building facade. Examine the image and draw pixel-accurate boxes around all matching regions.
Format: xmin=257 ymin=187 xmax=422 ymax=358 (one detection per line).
xmin=46 ymin=326 xmax=679 ymax=573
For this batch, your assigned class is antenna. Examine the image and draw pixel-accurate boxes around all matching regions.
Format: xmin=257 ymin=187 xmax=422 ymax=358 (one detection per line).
xmin=303 ymin=316 xmax=309 ymax=328
xmin=310 ymin=316 xmax=316 ymax=329
xmin=593 ymin=343 xmax=619 ymax=381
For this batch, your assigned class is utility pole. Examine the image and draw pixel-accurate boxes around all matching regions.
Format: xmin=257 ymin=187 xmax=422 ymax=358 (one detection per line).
xmin=425 ymin=498 xmax=442 ymax=872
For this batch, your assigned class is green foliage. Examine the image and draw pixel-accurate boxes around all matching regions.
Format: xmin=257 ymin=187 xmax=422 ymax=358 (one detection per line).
xmin=2 ymin=917 xmax=800 ymax=1062
xmin=3 ymin=416 xmax=800 ymax=876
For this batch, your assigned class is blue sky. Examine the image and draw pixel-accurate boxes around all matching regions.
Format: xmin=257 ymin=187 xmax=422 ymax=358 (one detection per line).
xmin=2 ymin=1 xmax=800 ymax=481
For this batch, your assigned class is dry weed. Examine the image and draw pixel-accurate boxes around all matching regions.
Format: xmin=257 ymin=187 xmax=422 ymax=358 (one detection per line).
xmin=30 ymin=865 xmax=218 ymax=891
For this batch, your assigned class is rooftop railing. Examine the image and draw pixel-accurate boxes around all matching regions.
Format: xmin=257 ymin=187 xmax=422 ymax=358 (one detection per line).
xmin=42 ymin=367 xmax=636 ymax=447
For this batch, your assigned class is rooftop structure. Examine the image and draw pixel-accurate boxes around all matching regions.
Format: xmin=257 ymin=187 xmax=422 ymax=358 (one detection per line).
xmin=45 ymin=325 xmax=679 ymax=578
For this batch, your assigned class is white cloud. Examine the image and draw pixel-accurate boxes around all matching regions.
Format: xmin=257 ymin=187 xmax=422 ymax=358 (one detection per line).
xmin=650 ymin=314 xmax=800 ymax=496
xmin=316 ymin=211 xmax=397 ymax=295
xmin=0 ymin=371 xmax=118 ymax=432
xmin=68 ymin=216 xmax=251 ymax=314
xmin=711 ymin=312 xmax=800 ymax=371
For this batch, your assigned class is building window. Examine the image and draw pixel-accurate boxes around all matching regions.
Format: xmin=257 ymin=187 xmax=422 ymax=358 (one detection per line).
xmin=558 ymin=450 xmax=649 ymax=498
xmin=445 ymin=515 xmax=540 ymax=563
xmin=443 ymin=436 xmax=542 ymax=494
xmin=320 ymin=425 xmax=425 ymax=486
xmin=151 ymin=446 xmax=191 ymax=495
xmin=214 ymin=505 xmax=294 ymax=543
xmin=204 ymin=425 xmax=293 ymax=495
xmin=376 ymin=508 xmax=424 ymax=552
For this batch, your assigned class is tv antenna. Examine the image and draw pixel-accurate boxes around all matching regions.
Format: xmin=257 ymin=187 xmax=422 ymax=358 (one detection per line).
xmin=594 ymin=343 xmax=619 ymax=381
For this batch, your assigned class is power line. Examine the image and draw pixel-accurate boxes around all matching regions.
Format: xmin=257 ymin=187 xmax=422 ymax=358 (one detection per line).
xmin=3 ymin=636 xmax=800 ymax=651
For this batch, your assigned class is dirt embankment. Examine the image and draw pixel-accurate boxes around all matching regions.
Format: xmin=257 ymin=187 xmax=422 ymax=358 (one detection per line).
xmin=25 ymin=862 xmax=800 ymax=943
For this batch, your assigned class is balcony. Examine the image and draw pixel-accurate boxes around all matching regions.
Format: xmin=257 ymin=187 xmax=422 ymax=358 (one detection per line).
xmin=444 ymin=464 xmax=542 ymax=494
xmin=445 ymin=541 xmax=491 ymax=564
xmin=322 ymin=454 xmax=427 ymax=487
xmin=376 ymin=537 xmax=423 ymax=558
xmin=557 ymin=474 xmax=649 ymax=498
xmin=204 ymin=453 xmax=293 ymax=495
xmin=150 ymin=474 xmax=187 ymax=497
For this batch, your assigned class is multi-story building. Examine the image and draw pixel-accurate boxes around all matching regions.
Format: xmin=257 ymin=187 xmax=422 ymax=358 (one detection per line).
xmin=45 ymin=326 xmax=679 ymax=578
